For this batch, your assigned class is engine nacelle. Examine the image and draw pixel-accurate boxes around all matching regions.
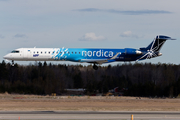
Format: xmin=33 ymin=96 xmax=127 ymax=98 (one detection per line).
xmin=125 ymin=48 xmax=142 ymax=55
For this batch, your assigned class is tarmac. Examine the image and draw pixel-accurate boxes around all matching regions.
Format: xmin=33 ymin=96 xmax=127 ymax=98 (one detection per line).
xmin=0 ymin=111 xmax=180 ymax=120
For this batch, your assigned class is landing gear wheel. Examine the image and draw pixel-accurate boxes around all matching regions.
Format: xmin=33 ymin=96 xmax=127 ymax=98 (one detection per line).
xmin=93 ymin=64 xmax=98 ymax=70
xmin=12 ymin=60 xmax=14 ymax=66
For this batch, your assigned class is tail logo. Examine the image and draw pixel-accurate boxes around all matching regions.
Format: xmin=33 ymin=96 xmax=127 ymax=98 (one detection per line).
xmin=137 ymin=37 xmax=166 ymax=61
xmin=137 ymin=49 xmax=157 ymax=61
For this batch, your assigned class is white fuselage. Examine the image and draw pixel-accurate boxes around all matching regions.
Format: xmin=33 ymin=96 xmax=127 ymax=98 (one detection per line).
xmin=4 ymin=48 xmax=56 ymax=61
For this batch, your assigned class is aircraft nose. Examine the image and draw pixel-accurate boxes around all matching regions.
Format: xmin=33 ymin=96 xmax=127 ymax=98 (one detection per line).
xmin=3 ymin=54 xmax=11 ymax=60
xmin=3 ymin=55 xmax=8 ymax=59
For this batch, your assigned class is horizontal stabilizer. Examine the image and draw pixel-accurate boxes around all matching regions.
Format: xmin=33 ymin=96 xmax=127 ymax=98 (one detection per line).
xmin=157 ymin=35 xmax=176 ymax=40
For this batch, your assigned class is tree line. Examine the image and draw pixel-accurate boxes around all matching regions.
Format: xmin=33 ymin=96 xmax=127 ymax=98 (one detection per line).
xmin=0 ymin=60 xmax=180 ymax=97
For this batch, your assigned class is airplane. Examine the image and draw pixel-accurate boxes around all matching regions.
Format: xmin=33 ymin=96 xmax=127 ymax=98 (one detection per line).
xmin=3 ymin=35 xmax=175 ymax=70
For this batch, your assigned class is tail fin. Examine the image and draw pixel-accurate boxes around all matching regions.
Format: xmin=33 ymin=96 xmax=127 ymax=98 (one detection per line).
xmin=146 ymin=35 xmax=175 ymax=52
xmin=137 ymin=35 xmax=175 ymax=61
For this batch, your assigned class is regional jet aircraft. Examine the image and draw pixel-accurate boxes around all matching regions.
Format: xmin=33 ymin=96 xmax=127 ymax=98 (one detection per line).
xmin=3 ymin=35 xmax=175 ymax=70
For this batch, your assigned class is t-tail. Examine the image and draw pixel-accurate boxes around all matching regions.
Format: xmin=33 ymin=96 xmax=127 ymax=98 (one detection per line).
xmin=137 ymin=35 xmax=175 ymax=61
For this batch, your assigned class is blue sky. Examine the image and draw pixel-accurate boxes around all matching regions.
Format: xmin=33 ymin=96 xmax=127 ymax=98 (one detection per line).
xmin=0 ymin=0 xmax=180 ymax=65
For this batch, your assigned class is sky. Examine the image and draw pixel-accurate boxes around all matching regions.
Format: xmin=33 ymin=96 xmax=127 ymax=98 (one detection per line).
xmin=0 ymin=0 xmax=180 ymax=66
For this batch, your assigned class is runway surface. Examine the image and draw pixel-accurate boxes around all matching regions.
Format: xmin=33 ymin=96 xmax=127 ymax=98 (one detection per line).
xmin=0 ymin=111 xmax=180 ymax=120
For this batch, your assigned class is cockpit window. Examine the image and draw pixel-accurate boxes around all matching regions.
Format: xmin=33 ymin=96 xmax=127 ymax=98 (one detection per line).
xmin=11 ymin=50 xmax=19 ymax=53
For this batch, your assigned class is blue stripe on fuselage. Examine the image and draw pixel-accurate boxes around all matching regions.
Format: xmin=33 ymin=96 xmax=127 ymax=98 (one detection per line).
xmin=50 ymin=48 xmax=140 ymax=62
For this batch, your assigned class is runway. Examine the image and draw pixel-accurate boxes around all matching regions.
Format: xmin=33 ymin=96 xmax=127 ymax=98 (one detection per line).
xmin=0 ymin=111 xmax=180 ymax=120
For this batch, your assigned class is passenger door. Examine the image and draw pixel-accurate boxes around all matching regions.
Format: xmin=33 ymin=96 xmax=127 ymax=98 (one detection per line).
xmin=23 ymin=48 xmax=28 ymax=59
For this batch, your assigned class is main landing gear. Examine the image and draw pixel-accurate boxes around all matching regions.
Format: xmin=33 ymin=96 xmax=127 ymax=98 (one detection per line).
xmin=93 ymin=63 xmax=98 ymax=70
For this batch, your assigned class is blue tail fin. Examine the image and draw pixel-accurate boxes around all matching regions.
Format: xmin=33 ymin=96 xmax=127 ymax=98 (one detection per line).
xmin=146 ymin=35 xmax=175 ymax=52
xmin=137 ymin=35 xmax=175 ymax=61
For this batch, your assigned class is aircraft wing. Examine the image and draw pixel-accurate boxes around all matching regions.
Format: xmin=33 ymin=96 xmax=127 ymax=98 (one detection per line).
xmin=80 ymin=52 xmax=121 ymax=64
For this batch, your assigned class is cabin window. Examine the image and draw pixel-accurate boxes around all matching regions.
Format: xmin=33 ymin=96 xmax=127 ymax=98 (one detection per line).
xmin=41 ymin=52 xmax=42 ymax=54
xmin=79 ymin=52 xmax=80 ymax=54
xmin=56 ymin=52 xmax=58 ymax=54
xmin=72 ymin=52 xmax=73 ymax=54
xmin=49 ymin=52 xmax=50 ymax=54
xmin=37 ymin=52 xmax=39 ymax=54
xmin=11 ymin=50 xmax=19 ymax=53
xmin=45 ymin=52 xmax=46 ymax=54
xmin=75 ymin=52 xmax=77 ymax=54
xmin=60 ymin=52 xmax=62 ymax=54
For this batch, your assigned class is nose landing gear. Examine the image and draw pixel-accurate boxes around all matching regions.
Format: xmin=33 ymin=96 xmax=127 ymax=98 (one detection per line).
xmin=12 ymin=60 xmax=14 ymax=66
xmin=93 ymin=63 xmax=98 ymax=70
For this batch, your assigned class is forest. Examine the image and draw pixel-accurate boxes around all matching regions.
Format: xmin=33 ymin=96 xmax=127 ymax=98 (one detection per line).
xmin=0 ymin=60 xmax=180 ymax=97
